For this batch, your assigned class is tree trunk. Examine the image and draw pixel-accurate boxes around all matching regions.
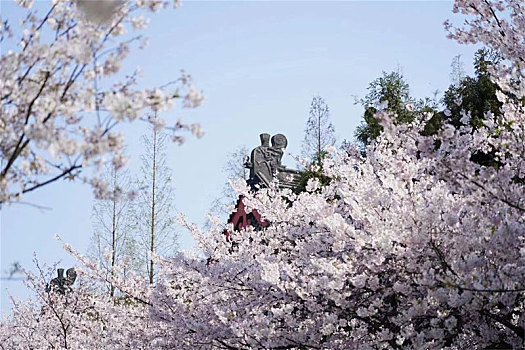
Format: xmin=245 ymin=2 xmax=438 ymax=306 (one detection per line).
xmin=149 ymin=126 xmax=157 ymax=285
xmin=317 ymin=111 xmax=322 ymax=165
xmin=110 ymin=168 xmax=117 ymax=297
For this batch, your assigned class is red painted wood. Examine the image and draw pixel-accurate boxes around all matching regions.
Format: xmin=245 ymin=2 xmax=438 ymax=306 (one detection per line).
xmin=223 ymin=195 xmax=267 ymax=241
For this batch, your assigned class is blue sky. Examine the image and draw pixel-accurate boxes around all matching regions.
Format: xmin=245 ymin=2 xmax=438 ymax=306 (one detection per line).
xmin=1 ymin=0 xmax=480 ymax=313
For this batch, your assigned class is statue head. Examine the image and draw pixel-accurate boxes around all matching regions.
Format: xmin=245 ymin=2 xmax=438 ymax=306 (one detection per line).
xmin=271 ymin=134 xmax=288 ymax=149
xmin=259 ymin=133 xmax=270 ymax=147
xmin=66 ymin=268 xmax=77 ymax=285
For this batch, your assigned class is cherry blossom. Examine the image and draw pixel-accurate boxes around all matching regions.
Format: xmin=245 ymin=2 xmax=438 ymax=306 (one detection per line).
xmin=0 ymin=0 xmax=203 ymax=204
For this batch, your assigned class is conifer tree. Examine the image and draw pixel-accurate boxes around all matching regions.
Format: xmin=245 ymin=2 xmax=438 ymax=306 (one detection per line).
xmin=88 ymin=163 xmax=136 ymax=296
xmin=134 ymin=122 xmax=178 ymax=284
xmin=302 ymin=95 xmax=336 ymax=165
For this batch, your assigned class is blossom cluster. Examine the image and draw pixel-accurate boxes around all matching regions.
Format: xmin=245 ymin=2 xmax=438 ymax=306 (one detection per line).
xmin=0 ymin=0 xmax=204 ymax=203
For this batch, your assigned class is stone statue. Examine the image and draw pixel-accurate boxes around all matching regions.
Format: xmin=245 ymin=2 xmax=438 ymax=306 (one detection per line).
xmin=245 ymin=133 xmax=302 ymax=189
xmin=246 ymin=133 xmax=273 ymax=187
xmin=48 ymin=267 xmax=77 ymax=294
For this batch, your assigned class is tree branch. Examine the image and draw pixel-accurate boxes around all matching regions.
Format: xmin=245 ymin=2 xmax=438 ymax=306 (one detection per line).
xmin=20 ymin=164 xmax=82 ymax=196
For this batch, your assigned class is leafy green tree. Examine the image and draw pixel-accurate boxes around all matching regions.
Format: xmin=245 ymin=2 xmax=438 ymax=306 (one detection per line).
xmin=355 ymin=51 xmax=507 ymax=148
xmin=442 ymin=49 xmax=502 ymax=129
xmin=423 ymin=49 xmax=505 ymax=166
xmin=295 ymin=168 xmax=331 ymax=195
xmin=354 ymin=71 xmax=416 ymax=149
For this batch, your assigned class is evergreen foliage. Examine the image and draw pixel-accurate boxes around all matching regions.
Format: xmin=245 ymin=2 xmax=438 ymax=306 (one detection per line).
xmin=355 ymin=71 xmax=416 ymax=149
xmin=442 ymin=49 xmax=502 ymax=129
